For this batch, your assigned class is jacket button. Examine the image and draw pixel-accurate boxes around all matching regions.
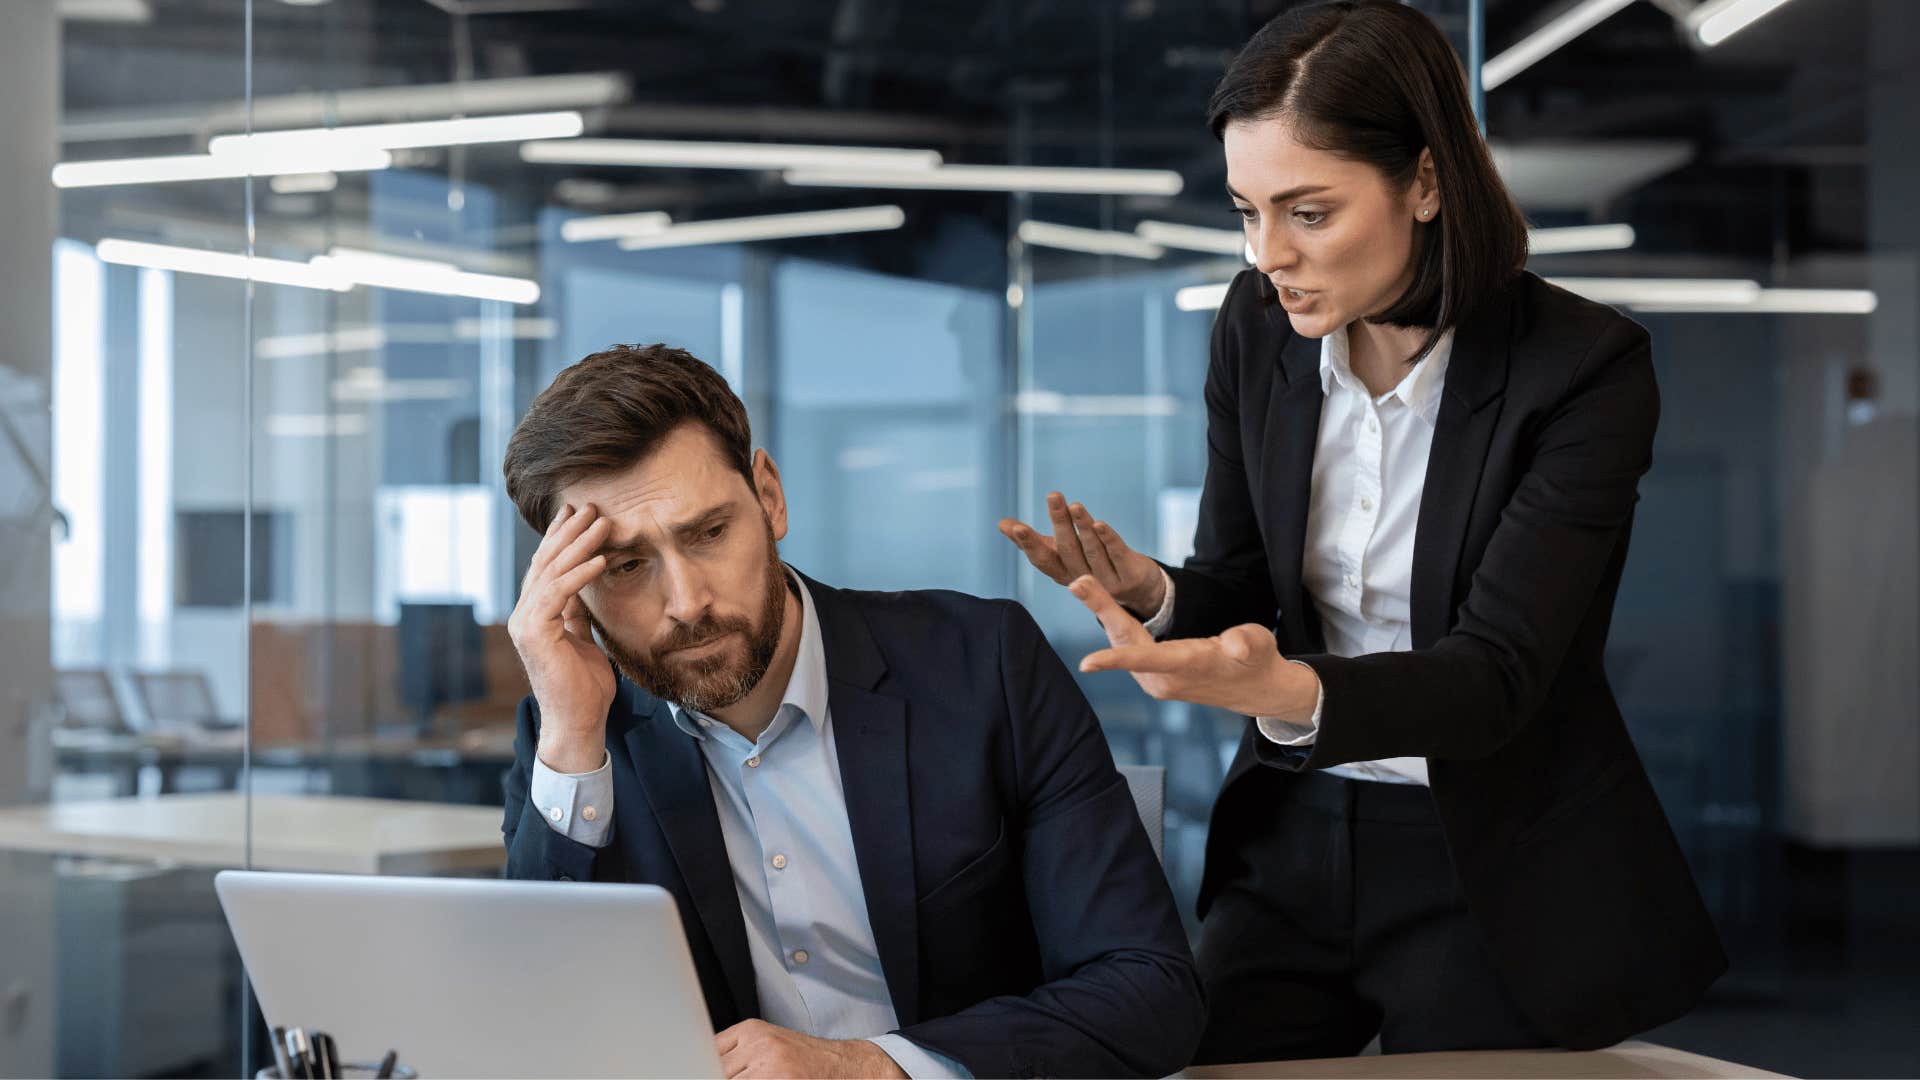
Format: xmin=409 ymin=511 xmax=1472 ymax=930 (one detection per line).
xmin=558 ymin=874 xmax=573 ymax=882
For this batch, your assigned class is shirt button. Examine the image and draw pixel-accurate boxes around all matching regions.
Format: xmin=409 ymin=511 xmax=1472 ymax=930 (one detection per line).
xmin=1359 ymin=497 xmax=1373 ymax=512
xmin=1344 ymin=573 xmax=1357 ymax=589
xmin=792 ymin=949 xmax=809 ymax=965
xmin=746 ymin=756 xmax=761 ymax=768
xmin=1368 ymin=418 xmax=1379 ymax=433
xmin=581 ymin=805 xmax=597 ymax=822
xmin=771 ymin=853 xmax=788 ymax=870
xmin=548 ymin=806 xmax=563 ymax=822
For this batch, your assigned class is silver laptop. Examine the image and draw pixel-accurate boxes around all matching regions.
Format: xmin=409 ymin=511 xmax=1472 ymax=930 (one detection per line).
xmin=215 ymin=870 xmax=724 ymax=1079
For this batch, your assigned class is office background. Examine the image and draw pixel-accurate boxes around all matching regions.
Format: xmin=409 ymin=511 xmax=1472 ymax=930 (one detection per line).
xmin=0 ymin=0 xmax=1915 ymax=1076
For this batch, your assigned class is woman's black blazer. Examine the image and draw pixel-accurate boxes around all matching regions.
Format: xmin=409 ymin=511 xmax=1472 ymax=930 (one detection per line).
xmin=1164 ymin=268 xmax=1727 ymax=1050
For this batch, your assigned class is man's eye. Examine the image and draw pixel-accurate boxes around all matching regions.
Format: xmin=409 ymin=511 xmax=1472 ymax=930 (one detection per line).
xmin=610 ymin=559 xmax=642 ymax=577
xmin=701 ymin=525 xmax=725 ymax=542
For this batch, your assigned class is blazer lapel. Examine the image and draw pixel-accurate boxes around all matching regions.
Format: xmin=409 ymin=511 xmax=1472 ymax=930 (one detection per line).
xmin=1410 ymin=284 xmax=1517 ymax=648
xmin=619 ymin=687 xmax=760 ymax=1021
xmin=1268 ymin=327 xmax=1327 ymax=650
xmin=802 ymin=574 xmax=922 ymax=1028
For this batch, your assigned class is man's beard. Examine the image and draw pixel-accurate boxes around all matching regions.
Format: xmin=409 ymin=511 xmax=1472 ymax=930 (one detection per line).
xmin=588 ymin=521 xmax=788 ymax=713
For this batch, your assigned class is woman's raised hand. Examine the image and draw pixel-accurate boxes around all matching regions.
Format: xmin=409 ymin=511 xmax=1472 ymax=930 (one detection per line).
xmin=998 ymin=491 xmax=1167 ymax=619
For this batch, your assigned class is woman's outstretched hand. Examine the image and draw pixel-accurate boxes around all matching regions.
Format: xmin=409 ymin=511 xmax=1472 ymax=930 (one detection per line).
xmin=998 ymin=491 xmax=1167 ymax=619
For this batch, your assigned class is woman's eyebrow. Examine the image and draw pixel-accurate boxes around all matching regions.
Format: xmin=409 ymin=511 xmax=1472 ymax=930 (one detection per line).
xmin=1226 ymin=182 xmax=1332 ymax=204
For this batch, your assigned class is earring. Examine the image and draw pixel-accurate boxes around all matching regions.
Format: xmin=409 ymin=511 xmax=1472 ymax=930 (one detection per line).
xmin=1419 ymin=208 xmax=1432 ymax=220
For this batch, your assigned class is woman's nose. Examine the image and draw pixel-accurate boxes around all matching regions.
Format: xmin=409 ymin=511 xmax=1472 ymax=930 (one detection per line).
xmin=1250 ymin=226 xmax=1294 ymax=275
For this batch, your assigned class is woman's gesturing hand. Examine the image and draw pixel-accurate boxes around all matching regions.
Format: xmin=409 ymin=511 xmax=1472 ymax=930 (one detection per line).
xmin=998 ymin=491 xmax=1167 ymax=619
xmin=1066 ymin=574 xmax=1320 ymax=724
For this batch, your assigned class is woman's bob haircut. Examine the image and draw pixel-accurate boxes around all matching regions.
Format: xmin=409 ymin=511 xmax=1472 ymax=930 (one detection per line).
xmin=1208 ymin=0 xmax=1529 ymax=361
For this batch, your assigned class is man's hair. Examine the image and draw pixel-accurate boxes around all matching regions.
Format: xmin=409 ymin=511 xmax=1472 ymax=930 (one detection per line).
xmin=503 ymin=343 xmax=754 ymax=533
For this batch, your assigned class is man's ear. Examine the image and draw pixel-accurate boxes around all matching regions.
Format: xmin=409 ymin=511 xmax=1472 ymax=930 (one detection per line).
xmin=752 ymin=449 xmax=788 ymax=541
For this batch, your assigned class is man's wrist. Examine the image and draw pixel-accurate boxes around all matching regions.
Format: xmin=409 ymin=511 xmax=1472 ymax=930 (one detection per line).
xmin=536 ymin=733 xmax=606 ymax=775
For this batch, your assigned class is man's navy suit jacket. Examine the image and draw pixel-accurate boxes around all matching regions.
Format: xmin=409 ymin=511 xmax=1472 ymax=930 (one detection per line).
xmin=501 ymin=571 xmax=1206 ymax=1079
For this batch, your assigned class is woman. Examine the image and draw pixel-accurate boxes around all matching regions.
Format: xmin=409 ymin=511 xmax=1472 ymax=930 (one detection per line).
xmin=1000 ymin=0 xmax=1725 ymax=1064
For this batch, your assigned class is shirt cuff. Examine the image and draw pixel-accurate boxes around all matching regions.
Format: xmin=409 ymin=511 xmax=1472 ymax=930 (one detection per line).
xmin=529 ymin=751 xmax=615 ymax=848
xmin=1255 ymin=660 xmax=1325 ymax=746
xmin=1140 ymin=566 xmax=1177 ymax=640
xmin=869 ymin=1034 xmax=972 ymax=1079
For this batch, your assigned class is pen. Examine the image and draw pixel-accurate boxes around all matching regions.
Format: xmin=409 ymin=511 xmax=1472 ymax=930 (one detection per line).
xmin=374 ymin=1049 xmax=398 ymax=1079
xmin=269 ymin=1026 xmax=294 ymax=1080
xmin=286 ymin=1028 xmax=315 ymax=1080
xmin=312 ymin=1032 xmax=337 ymax=1080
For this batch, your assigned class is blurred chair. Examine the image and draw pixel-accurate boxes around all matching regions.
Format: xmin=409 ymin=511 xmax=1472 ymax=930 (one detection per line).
xmin=53 ymin=668 xmax=131 ymax=733
xmin=1118 ymin=764 xmax=1166 ymax=865
xmin=128 ymin=670 xmax=234 ymax=732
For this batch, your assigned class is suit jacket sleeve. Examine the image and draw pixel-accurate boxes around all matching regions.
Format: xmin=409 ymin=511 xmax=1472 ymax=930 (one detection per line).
xmin=893 ymin=602 xmax=1208 ymax=1078
xmin=1263 ymin=316 xmax=1659 ymax=770
xmin=1164 ymin=270 xmax=1281 ymax=640
xmin=501 ymin=695 xmax=625 ymax=883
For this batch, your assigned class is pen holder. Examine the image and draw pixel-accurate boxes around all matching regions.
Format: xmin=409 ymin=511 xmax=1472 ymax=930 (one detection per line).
xmin=257 ymin=1065 xmax=417 ymax=1079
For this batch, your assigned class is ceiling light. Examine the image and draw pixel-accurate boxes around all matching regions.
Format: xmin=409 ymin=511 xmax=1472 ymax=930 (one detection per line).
xmin=308 ymin=247 xmax=540 ymax=305
xmin=210 ymin=111 xmax=584 ymax=156
xmin=1134 ymin=220 xmax=1244 ymax=255
xmin=1688 ymin=0 xmax=1804 ymax=46
xmin=785 ymin=164 xmax=1185 ymax=196
xmin=614 ymin=206 xmax=906 ymax=250
xmin=57 ymin=0 xmax=151 ymax=21
xmin=1018 ymin=221 xmax=1164 ymax=259
xmin=560 ymin=211 xmax=675 ymax=243
xmin=1546 ymin=277 xmax=1763 ymax=305
xmin=1174 ymin=283 xmax=1233 ymax=312
xmin=521 ymin=139 xmax=941 ymax=171
xmin=1482 ymin=0 xmax=1637 ymax=91
xmin=1527 ymin=223 xmax=1637 ymax=254
xmin=53 ymin=147 xmax=390 ymax=188
xmin=95 ymin=239 xmax=351 ymax=292
xmin=1628 ymin=288 xmax=1877 ymax=315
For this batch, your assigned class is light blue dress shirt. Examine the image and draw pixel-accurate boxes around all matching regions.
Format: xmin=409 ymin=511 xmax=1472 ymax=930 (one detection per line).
xmin=529 ymin=571 xmax=968 ymax=1079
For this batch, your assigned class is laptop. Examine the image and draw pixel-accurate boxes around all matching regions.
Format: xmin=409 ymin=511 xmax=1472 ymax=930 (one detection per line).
xmin=215 ymin=870 xmax=724 ymax=1079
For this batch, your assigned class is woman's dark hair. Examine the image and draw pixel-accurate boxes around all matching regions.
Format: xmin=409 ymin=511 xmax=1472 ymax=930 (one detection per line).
xmin=1208 ymin=0 xmax=1528 ymax=361
xmin=503 ymin=343 xmax=755 ymax=533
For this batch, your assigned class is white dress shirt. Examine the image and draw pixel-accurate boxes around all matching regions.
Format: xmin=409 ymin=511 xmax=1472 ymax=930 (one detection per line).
xmin=1145 ymin=323 xmax=1455 ymax=786
xmin=529 ymin=570 xmax=967 ymax=1077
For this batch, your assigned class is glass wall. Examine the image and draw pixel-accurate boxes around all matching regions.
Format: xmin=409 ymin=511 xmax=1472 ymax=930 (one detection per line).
xmin=3 ymin=0 xmax=1915 ymax=1076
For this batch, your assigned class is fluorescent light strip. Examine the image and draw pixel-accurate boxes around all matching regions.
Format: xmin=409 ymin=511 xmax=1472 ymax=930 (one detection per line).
xmin=270 ymin=172 xmax=339 ymax=195
xmin=53 ymin=147 xmax=390 ymax=188
xmin=96 ymin=239 xmax=351 ymax=292
xmin=1483 ymin=0 xmax=1637 ymax=91
xmin=209 ymin=111 xmax=585 ymax=156
xmin=1134 ymin=220 xmax=1245 ymax=255
xmin=309 ymin=247 xmax=541 ymax=305
xmin=1175 ymin=283 xmax=1233 ymax=312
xmin=615 ymin=206 xmax=906 ymax=250
xmin=1547 ymin=277 xmax=1762 ymax=305
xmin=1629 ymin=288 xmax=1877 ymax=315
xmin=522 ymin=138 xmax=941 ymax=172
xmin=1688 ymin=0 xmax=1802 ymax=46
xmin=785 ymin=163 xmax=1185 ymax=196
xmin=58 ymin=0 xmax=151 ymax=22
xmin=561 ymin=211 xmax=675 ymax=243
xmin=1528 ymin=223 xmax=1636 ymax=254
xmin=1018 ymin=221 xmax=1164 ymax=259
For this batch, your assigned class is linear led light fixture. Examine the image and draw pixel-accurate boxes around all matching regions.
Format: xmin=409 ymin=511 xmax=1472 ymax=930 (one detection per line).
xmin=209 ymin=111 xmax=585 ymax=156
xmin=561 ymin=211 xmax=675 ymax=243
xmin=615 ymin=206 xmax=906 ymax=251
xmin=1547 ymin=277 xmax=1762 ymax=305
xmin=1134 ymin=220 xmax=1245 ymax=255
xmin=57 ymin=0 xmax=151 ymax=21
xmin=1175 ymin=282 xmax=1234 ymax=312
xmin=308 ymin=247 xmax=541 ymax=305
xmin=1483 ymin=0 xmax=1637 ymax=91
xmin=53 ymin=147 xmax=391 ymax=188
xmin=1629 ymin=288 xmax=1877 ymax=315
xmin=1018 ymin=221 xmax=1165 ymax=259
xmin=522 ymin=139 xmax=941 ymax=172
xmin=269 ymin=172 xmax=339 ymax=195
xmin=1687 ymin=0 xmax=1804 ymax=47
xmin=785 ymin=163 xmax=1185 ymax=197
xmin=1528 ymin=223 xmax=1636 ymax=254
xmin=96 ymin=239 xmax=351 ymax=292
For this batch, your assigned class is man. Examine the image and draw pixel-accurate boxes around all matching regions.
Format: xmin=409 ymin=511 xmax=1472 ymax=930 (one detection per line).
xmin=499 ymin=344 xmax=1205 ymax=1079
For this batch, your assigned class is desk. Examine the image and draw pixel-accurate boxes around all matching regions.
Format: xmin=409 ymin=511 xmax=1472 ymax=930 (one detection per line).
xmin=1179 ymin=1041 xmax=1787 ymax=1078
xmin=0 ymin=793 xmax=506 ymax=875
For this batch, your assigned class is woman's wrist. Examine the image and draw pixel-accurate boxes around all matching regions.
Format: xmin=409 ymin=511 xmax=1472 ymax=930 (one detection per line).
xmin=1259 ymin=657 xmax=1321 ymax=724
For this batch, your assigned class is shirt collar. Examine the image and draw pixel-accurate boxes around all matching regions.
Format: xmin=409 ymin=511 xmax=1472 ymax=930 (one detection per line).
xmin=1317 ymin=323 xmax=1456 ymax=426
xmin=669 ymin=566 xmax=829 ymax=743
